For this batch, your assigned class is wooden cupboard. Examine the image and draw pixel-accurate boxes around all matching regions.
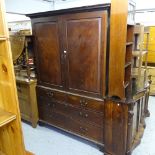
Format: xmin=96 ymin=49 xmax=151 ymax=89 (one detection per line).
xmin=32 ymin=8 xmax=108 ymax=97
xmin=27 ymin=1 xmax=149 ymax=155
xmin=16 ymin=78 xmax=38 ymax=128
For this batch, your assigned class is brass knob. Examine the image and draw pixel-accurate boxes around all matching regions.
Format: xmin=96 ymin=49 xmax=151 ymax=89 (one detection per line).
xmin=80 ymin=99 xmax=88 ymax=107
xmin=80 ymin=126 xmax=88 ymax=133
xmin=85 ymin=114 xmax=88 ymax=118
xmin=52 ymin=103 xmax=56 ymax=108
xmin=79 ymin=112 xmax=83 ymax=116
xmin=47 ymin=92 xmax=54 ymax=97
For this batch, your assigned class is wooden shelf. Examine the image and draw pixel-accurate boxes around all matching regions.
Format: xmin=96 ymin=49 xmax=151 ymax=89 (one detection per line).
xmin=125 ymin=62 xmax=132 ymax=68
xmin=124 ymin=81 xmax=129 ymax=88
xmin=126 ymin=42 xmax=133 ymax=46
xmin=132 ymin=68 xmax=146 ymax=78
xmin=0 ymin=150 xmax=5 ymax=155
xmin=0 ymin=36 xmax=7 ymax=41
xmin=0 ymin=108 xmax=16 ymax=127
xmin=132 ymin=50 xmax=147 ymax=57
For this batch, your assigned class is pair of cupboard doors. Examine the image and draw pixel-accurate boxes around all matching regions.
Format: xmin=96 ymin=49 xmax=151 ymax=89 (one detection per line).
xmin=32 ymin=9 xmax=108 ymax=98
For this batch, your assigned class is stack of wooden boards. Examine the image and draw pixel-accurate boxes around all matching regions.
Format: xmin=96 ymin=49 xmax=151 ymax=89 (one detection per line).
xmin=144 ymin=26 xmax=155 ymax=64
xmin=143 ymin=26 xmax=155 ymax=95
xmin=148 ymin=67 xmax=155 ymax=95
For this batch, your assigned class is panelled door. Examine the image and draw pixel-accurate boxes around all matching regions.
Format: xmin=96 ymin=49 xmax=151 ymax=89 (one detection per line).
xmin=33 ymin=10 xmax=108 ymax=97
xmin=62 ymin=10 xmax=108 ymax=97
xmin=33 ymin=17 xmax=65 ymax=89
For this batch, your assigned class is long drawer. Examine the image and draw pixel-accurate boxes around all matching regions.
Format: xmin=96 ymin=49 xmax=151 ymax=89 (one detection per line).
xmin=37 ymin=87 xmax=104 ymax=113
xmin=38 ymin=96 xmax=103 ymax=127
xmin=38 ymin=99 xmax=103 ymax=143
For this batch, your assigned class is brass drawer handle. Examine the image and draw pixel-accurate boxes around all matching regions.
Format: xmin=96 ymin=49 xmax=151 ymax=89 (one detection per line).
xmin=80 ymin=99 xmax=88 ymax=107
xmin=85 ymin=114 xmax=88 ymax=118
xmin=79 ymin=112 xmax=83 ymax=116
xmin=47 ymin=103 xmax=56 ymax=108
xmin=52 ymin=103 xmax=56 ymax=108
xmin=47 ymin=91 xmax=54 ymax=97
xmin=79 ymin=112 xmax=88 ymax=118
xmin=80 ymin=126 xmax=88 ymax=133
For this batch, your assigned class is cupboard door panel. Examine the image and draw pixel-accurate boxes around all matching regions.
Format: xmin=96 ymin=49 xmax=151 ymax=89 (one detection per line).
xmin=64 ymin=11 xmax=107 ymax=97
xmin=34 ymin=22 xmax=63 ymax=88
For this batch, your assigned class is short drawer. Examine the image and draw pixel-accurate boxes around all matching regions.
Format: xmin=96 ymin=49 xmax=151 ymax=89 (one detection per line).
xmin=67 ymin=94 xmax=104 ymax=113
xmin=37 ymin=86 xmax=66 ymax=102
xmin=69 ymin=107 xmax=103 ymax=127
xmin=38 ymin=97 xmax=103 ymax=127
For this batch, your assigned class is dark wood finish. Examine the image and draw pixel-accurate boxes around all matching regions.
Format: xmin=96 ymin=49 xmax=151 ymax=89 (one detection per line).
xmin=37 ymin=86 xmax=104 ymax=112
xmin=27 ymin=4 xmax=110 ymax=18
xmin=30 ymin=6 xmax=108 ymax=97
xmin=38 ymin=96 xmax=103 ymax=127
xmin=63 ymin=11 xmax=107 ymax=96
xmin=127 ymin=25 xmax=134 ymax=43
xmin=38 ymin=96 xmax=103 ymax=143
xmin=126 ymin=45 xmax=132 ymax=64
xmin=104 ymin=100 xmax=128 ymax=155
xmin=34 ymin=20 xmax=64 ymax=88
xmin=104 ymin=97 xmax=147 ymax=155
xmin=67 ymin=93 xmax=104 ymax=112
xmin=27 ymin=3 xmax=149 ymax=155
xmin=37 ymin=86 xmax=66 ymax=102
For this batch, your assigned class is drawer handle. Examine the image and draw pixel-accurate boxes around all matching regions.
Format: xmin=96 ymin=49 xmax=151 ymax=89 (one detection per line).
xmin=52 ymin=103 xmax=56 ymax=108
xmin=80 ymin=126 xmax=88 ymax=133
xmin=79 ymin=112 xmax=88 ymax=118
xmin=47 ymin=103 xmax=55 ymax=108
xmin=80 ymin=99 xmax=88 ymax=107
xmin=47 ymin=92 xmax=54 ymax=97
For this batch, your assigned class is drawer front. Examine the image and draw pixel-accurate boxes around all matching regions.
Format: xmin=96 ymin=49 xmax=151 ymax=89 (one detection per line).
xmin=38 ymin=97 xmax=103 ymax=127
xmin=37 ymin=86 xmax=66 ymax=102
xmin=18 ymin=97 xmax=31 ymax=116
xmin=67 ymin=94 xmax=104 ymax=113
xmin=68 ymin=117 xmax=103 ymax=143
xmin=38 ymin=98 xmax=103 ymax=143
xmin=37 ymin=87 xmax=104 ymax=113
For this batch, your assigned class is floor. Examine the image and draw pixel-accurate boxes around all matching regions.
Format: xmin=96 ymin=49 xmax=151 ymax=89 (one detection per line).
xmin=22 ymin=96 xmax=155 ymax=155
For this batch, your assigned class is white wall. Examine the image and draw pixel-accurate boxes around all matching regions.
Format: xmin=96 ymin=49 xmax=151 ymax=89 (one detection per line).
xmin=54 ymin=0 xmax=111 ymax=10
xmin=5 ymin=0 xmax=53 ymax=14
xmin=5 ymin=0 xmax=155 ymax=26
xmin=135 ymin=12 xmax=155 ymax=26
xmin=6 ymin=13 xmax=30 ymax=22
xmin=135 ymin=0 xmax=155 ymax=26
xmin=136 ymin=0 xmax=155 ymax=9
